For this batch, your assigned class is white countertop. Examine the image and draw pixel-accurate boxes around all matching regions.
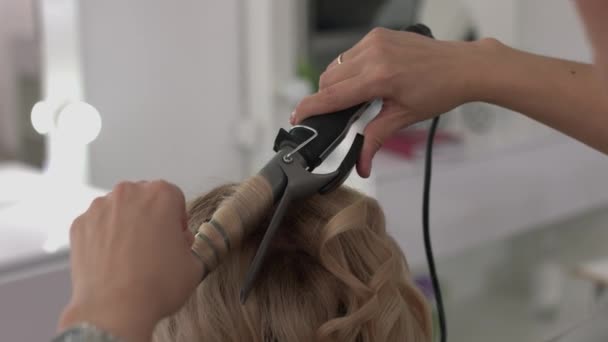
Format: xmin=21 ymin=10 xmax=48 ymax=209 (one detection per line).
xmin=366 ymin=136 xmax=608 ymax=267
xmin=0 ymin=162 xmax=106 ymax=281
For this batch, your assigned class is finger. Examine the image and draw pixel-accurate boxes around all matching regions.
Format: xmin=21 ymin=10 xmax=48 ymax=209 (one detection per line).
xmin=168 ymin=184 xmax=187 ymax=215
xmin=319 ymin=53 xmax=364 ymax=90
xmin=325 ymin=27 xmax=391 ymax=71
xmin=161 ymin=182 xmax=188 ymax=231
xmin=184 ymin=229 xmax=195 ymax=247
xmin=326 ymin=43 xmax=364 ymax=71
xmin=181 ymin=212 xmax=190 ymax=232
xmin=145 ymin=181 xmax=188 ymax=234
xmin=187 ymin=252 xmax=206 ymax=289
xmin=111 ymin=181 xmax=136 ymax=193
xmin=293 ymin=75 xmax=377 ymax=123
xmin=327 ymin=46 xmax=365 ymax=70
xmin=111 ymin=180 xmax=147 ymax=194
xmin=69 ymin=214 xmax=86 ymax=250
xmin=86 ymin=196 xmax=108 ymax=217
xmin=148 ymin=180 xmax=187 ymax=208
xmin=88 ymin=194 xmax=106 ymax=208
xmin=176 ymin=241 xmax=207 ymax=295
xmin=357 ymin=112 xmax=413 ymax=178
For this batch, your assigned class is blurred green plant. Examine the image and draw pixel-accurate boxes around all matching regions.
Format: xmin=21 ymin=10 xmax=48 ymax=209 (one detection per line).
xmin=296 ymin=60 xmax=321 ymax=93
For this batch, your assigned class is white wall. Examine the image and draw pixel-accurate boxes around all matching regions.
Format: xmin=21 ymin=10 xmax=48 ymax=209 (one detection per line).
xmin=517 ymin=0 xmax=592 ymax=62
xmin=80 ymin=0 xmax=245 ymax=198
xmin=461 ymin=0 xmax=592 ymax=62
xmin=243 ymin=0 xmax=307 ymax=174
xmin=440 ymin=0 xmax=592 ymax=62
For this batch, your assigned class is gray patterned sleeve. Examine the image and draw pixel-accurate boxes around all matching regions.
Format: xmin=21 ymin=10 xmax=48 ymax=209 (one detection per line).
xmin=51 ymin=323 xmax=124 ymax=342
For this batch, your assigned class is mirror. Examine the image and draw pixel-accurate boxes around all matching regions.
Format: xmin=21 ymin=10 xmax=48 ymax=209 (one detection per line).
xmin=0 ymin=0 xmax=42 ymax=166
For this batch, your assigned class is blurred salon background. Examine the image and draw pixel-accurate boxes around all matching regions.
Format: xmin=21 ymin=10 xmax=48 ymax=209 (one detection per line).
xmin=1 ymin=0 xmax=608 ymax=341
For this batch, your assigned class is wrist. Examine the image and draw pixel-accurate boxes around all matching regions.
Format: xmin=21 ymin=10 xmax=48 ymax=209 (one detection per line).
xmin=458 ymin=37 xmax=511 ymax=104
xmin=59 ymin=299 xmax=156 ymax=342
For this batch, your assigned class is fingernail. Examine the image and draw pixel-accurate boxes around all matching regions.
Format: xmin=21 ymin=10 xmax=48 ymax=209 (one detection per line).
xmin=289 ymin=111 xmax=296 ymax=124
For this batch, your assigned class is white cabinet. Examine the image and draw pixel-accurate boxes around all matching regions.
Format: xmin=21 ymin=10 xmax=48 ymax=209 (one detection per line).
xmin=0 ymin=163 xmax=103 ymax=341
xmin=0 ymin=265 xmax=70 ymax=342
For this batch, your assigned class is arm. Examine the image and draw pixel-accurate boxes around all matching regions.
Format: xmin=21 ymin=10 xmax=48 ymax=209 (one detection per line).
xmin=292 ymin=28 xmax=608 ymax=177
xmin=481 ymin=40 xmax=608 ymax=153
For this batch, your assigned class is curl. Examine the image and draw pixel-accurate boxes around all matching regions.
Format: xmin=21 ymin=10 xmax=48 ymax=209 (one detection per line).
xmin=154 ymin=184 xmax=431 ymax=342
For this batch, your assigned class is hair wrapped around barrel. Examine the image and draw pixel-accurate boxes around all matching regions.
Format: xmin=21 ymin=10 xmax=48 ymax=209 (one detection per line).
xmin=191 ymin=175 xmax=273 ymax=279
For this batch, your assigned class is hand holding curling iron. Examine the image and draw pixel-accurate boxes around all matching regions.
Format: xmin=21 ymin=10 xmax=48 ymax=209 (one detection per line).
xmin=292 ymin=27 xmax=495 ymax=177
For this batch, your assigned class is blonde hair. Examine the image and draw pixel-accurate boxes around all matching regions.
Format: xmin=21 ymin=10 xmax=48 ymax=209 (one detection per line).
xmin=154 ymin=182 xmax=432 ymax=342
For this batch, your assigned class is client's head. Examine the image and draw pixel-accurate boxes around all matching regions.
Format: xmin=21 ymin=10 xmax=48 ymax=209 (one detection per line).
xmin=154 ymin=182 xmax=431 ymax=342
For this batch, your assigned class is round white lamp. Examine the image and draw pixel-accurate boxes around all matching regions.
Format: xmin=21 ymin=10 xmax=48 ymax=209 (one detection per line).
xmin=31 ymin=100 xmax=102 ymax=187
xmin=31 ymin=100 xmax=102 ymax=144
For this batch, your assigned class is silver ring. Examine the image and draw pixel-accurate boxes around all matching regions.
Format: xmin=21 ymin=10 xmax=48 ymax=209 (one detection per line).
xmin=337 ymin=53 xmax=344 ymax=65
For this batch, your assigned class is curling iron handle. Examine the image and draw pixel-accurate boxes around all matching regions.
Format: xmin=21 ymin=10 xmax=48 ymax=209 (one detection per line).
xmin=405 ymin=23 xmax=434 ymax=38
xmin=294 ymin=102 xmax=368 ymax=170
xmin=283 ymin=24 xmax=433 ymax=171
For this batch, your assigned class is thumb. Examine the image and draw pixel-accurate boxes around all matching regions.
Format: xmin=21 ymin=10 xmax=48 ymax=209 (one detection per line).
xmin=183 ymin=231 xmax=205 ymax=291
xmin=357 ymin=134 xmax=382 ymax=178
xmin=357 ymin=109 xmax=412 ymax=178
xmin=185 ymin=250 xmax=206 ymax=293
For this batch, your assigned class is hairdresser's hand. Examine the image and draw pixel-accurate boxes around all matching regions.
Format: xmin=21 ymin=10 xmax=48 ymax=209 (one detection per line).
xmin=58 ymin=181 xmax=201 ymax=342
xmin=292 ymin=28 xmax=496 ymax=177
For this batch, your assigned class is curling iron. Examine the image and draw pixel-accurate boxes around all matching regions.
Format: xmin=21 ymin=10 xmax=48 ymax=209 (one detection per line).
xmin=191 ymin=99 xmax=370 ymax=299
xmin=190 ymin=23 xmax=444 ymax=340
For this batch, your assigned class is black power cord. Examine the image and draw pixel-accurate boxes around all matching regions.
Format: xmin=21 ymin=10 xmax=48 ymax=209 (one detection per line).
xmin=398 ymin=23 xmax=446 ymax=342
xmin=423 ymin=116 xmax=446 ymax=342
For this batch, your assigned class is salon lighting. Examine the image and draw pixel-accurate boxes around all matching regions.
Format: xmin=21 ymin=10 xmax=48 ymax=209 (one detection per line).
xmin=31 ymin=101 xmax=55 ymax=134
xmin=31 ymin=100 xmax=102 ymax=144
xmin=56 ymin=101 xmax=102 ymax=144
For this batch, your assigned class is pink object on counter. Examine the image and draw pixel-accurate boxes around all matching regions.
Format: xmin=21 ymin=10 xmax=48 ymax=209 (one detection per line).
xmin=381 ymin=130 xmax=461 ymax=160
